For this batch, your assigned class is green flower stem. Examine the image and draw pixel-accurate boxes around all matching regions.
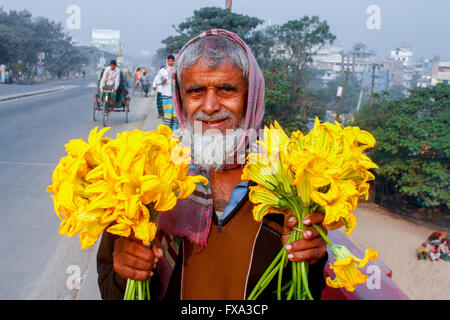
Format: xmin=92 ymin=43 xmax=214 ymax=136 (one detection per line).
xmin=139 ymin=279 xmax=144 ymax=300
xmin=301 ymin=261 xmax=313 ymax=300
xmin=247 ymin=246 xmax=284 ymax=300
xmin=146 ymin=279 xmax=150 ymax=300
xmin=252 ymin=263 xmax=282 ymax=300
xmin=312 ymin=224 xmax=334 ymax=247
xmin=286 ymin=281 xmax=294 ymax=300
xmin=277 ymin=250 xmax=287 ymax=300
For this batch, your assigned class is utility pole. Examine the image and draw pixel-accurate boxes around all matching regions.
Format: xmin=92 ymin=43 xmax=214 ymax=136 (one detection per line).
xmin=356 ymin=76 xmax=365 ymax=112
xmin=335 ymin=55 xmax=350 ymax=122
xmin=370 ymin=63 xmax=380 ymax=106
xmin=226 ymin=0 xmax=232 ymax=10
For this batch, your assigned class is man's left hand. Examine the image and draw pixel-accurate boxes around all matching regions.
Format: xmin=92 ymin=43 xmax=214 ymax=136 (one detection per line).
xmin=281 ymin=212 xmax=328 ymax=265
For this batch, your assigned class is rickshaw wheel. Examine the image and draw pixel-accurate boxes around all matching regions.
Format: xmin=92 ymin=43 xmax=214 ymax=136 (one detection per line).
xmin=93 ymin=97 xmax=100 ymax=121
xmin=103 ymin=102 xmax=109 ymax=127
xmin=125 ymin=97 xmax=130 ymax=123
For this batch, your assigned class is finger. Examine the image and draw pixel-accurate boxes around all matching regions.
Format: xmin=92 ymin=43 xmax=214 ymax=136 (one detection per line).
xmin=123 ymin=239 xmax=154 ymax=262
xmin=302 ymin=224 xmax=328 ymax=240
xmin=285 ymin=237 xmax=325 ymax=253
xmin=286 ymin=246 xmax=327 ymax=263
xmin=113 ymin=263 xmax=153 ymax=282
xmin=152 ymin=240 xmax=164 ymax=261
xmin=283 ymin=215 xmax=298 ymax=233
xmin=281 ymin=215 xmax=298 ymax=246
xmin=116 ymin=252 xmax=155 ymax=271
xmin=302 ymin=211 xmax=326 ymax=226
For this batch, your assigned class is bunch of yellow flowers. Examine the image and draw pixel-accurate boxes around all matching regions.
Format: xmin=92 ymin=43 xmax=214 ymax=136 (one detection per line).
xmin=244 ymin=118 xmax=378 ymax=299
xmin=47 ymin=124 xmax=208 ymax=299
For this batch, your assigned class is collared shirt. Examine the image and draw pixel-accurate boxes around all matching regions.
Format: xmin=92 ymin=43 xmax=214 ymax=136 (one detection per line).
xmin=153 ymin=67 xmax=172 ymax=96
xmin=216 ymin=180 xmax=250 ymax=231
xmin=100 ymin=66 xmax=121 ymax=90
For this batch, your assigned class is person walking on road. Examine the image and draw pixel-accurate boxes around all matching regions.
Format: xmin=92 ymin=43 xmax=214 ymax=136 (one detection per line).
xmin=153 ymin=55 xmax=178 ymax=130
xmin=152 ymin=66 xmax=165 ymax=119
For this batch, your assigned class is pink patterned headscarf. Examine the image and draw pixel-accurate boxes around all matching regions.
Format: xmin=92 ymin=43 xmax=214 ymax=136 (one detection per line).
xmin=158 ymin=29 xmax=265 ymax=248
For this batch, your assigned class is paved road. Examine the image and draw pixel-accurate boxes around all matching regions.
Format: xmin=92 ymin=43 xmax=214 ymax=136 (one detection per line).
xmin=0 ymin=79 xmax=81 ymax=98
xmin=0 ymin=79 xmax=158 ymax=299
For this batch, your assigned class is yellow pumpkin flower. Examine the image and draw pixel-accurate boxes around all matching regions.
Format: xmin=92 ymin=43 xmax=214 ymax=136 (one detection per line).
xmin=48 ymin=125 xmax=208 ymax=249
xmin=249 ymin=185 xmax=288 ymax=221
xmin=326 ymin=245 xmax=378 ymax=292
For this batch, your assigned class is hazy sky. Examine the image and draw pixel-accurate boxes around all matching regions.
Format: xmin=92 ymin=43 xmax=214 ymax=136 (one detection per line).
xmin=2 ymin=0 xmax=449 ymax=61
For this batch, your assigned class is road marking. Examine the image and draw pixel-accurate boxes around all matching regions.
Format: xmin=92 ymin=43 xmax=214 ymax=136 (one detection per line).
xmin=0 ymin=160 xmax=55 ymax=167
xmin=0 ymin=85 xmax=79 ymax=104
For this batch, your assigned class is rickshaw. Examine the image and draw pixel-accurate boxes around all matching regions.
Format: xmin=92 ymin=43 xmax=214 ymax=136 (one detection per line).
xmin=93 ymin=69 xmax=131 ymax=127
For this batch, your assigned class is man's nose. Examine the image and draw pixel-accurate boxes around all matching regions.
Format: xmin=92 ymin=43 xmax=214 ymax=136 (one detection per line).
xmin=202 ymin=89 xmax=221 ymax=115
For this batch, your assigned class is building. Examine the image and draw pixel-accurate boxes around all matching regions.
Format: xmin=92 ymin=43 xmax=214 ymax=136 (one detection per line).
xmin=311 ymin=45 xmax=344 ymax=83
xmin=311 ymin=43 xmax=377 ymax=84
xmin=390 ymin=47 xmax=414 ymax=67
xmin=348 ymin=42 xmax=377 ymax=73
xmin=361 ymin=69 xmax=390 ymax=98
xmin=431 ymin=61 xmax=450 ymax=85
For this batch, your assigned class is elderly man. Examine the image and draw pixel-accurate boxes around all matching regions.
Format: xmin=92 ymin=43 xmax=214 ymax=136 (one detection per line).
xmin=97 ymin=29 xmax=328 ymax=300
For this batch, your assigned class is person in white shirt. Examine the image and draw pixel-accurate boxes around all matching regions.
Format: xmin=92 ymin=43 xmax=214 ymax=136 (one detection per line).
xmin=152 ymin=55 xmax=178 ymax=130
xmin=152 ymin=66 xmax=164 ymax=119
xmin=100 ymin=60 xmax=121 ymax=90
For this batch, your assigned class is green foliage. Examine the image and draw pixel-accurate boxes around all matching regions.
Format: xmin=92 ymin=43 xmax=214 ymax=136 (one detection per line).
xmin=323 ymin=72 xmax=362 ymax=114
xmin=161 ymin=7 xmax=263 ymax=53
xmin=0 ymin=8 xmax=89 ymax=78
xmin=260 ymin=16 xmax=336 ymax=133
xmin=355 ymin=84 xmax=450 ymax=210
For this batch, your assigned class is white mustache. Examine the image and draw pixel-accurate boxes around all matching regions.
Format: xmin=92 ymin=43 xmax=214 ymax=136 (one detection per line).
xmin=193 ymin=110 xmax=233 ymax=122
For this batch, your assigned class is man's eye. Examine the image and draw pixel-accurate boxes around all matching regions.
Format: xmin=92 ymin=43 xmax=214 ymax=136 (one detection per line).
xmin=190 ymin=88 xmax=203 ymax=94
xmin=220 ymin=87 xmax=235 ymax=92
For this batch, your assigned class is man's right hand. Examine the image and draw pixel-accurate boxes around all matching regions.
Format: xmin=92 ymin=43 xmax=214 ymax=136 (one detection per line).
xmin=113 ymin=236 xmax=163 ymax=281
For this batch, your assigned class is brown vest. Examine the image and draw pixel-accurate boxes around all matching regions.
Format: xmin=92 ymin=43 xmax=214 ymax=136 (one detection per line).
xmin=181 ymin=200 xmax=261 ymax=299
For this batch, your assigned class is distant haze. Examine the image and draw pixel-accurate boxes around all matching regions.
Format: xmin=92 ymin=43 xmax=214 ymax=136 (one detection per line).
xmin=2 ymin=0 xmax=449 ymax=61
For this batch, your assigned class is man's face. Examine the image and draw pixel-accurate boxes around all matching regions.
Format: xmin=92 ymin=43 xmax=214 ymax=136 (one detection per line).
xmin=167 ymin=58 xmax=175 ymax=67
xmin=110 ymin=64 xmax=116 ymax=70
xmin=180 ymin=59 xmax=247 ymax=135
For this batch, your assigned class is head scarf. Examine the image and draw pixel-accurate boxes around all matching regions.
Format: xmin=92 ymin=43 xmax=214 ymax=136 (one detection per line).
xmin=158 ymin=29 xmax=265 ymax=248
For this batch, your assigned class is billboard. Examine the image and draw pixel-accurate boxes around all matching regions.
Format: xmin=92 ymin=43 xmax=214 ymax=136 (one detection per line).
xmin=91 ymin=29 xmax=120 ymax=46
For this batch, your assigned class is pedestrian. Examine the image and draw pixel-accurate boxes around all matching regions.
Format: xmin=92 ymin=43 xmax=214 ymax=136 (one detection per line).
xmin=417 ymin=242 xmax=428 ymax=260
xmin=152 ymin=55 xmax=178 ymax=130
xmin=141 ymin=69 xmax=151 ymax=97
xmin=152 ymin=66 xmax=165 ymax=119
xmin=97 ymin=29 xmax=328 ymax=300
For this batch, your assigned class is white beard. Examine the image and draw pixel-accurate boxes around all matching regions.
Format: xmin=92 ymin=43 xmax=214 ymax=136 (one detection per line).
xmin=177 ymin=122 xmax=245 ymax=172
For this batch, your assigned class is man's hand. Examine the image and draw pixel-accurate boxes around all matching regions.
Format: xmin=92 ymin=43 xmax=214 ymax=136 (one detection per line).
xmin=281 ymin=212 xmax=328 ymax=265
xmin=113 ymin=236 xmax=163 ymax=281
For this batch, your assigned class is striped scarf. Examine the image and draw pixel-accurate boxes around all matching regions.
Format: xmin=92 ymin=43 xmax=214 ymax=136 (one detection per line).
xmin=156 ymin=29 xmax=265 ymax=298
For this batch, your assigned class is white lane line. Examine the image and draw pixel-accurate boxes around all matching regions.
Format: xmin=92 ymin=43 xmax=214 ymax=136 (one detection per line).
xmin=0 ymin=85 xmax=79 ymax=104
xmin=0 ymin=161 xmax=56 ymax=167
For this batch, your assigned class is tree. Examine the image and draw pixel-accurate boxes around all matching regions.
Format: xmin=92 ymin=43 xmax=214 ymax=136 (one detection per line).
xmin=261 ymin=16 xmax=336 ymax=132
xmin=354 ymin=84 xmax=450 ymax=218
xmin=323 ymin=72 xmax=362 ymax=115
xmin=161 ymin=7 xmax=263 ymax=53
xmin=0 ymin=8 xmax=89 ymax=79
